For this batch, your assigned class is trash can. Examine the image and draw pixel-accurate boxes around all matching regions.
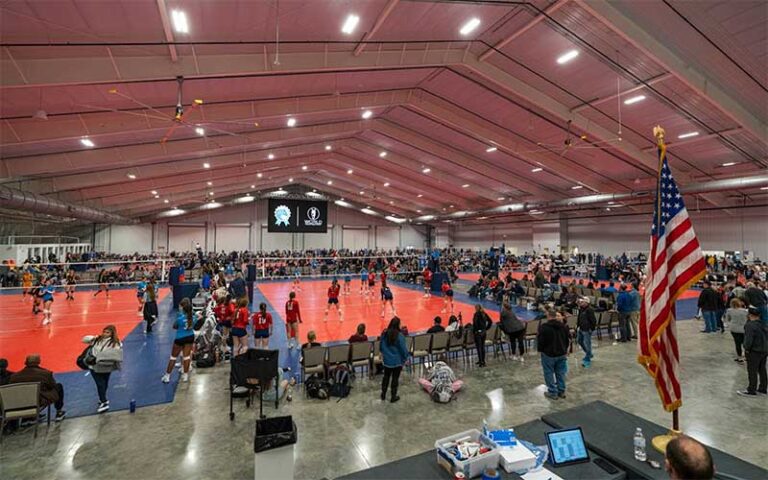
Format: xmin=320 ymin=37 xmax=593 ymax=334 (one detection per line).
xmin=254 ymin=416 xmax=297 ymax=480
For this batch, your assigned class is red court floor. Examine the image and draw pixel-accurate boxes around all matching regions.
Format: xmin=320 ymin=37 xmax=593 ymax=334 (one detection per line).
xmin=257 ymin=280 xmax=496 ymax=344
xmin=0 ymin=289 xmax=167 ymax=373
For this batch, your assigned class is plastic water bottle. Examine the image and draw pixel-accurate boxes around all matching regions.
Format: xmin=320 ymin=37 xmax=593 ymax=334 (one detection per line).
xmin=633 ymin=427 xmax=647 ymax=461
xmin=129 ymin=399 xmax=136 ymax=413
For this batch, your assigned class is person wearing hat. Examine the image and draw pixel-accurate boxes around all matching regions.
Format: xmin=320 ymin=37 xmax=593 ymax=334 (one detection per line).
xmin=737 ymin=306 xmax=768 ymax=397
xmin=9 ymin=354 xmax=66 ymax=421
xmin=576 ymin=297 xmax=597 ymax=367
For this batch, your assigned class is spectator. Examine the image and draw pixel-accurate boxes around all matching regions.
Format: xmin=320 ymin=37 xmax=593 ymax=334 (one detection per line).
xmin=664 ymin=436 xmax=714 ymax=480
xmin=380 ymin=317 xmax=409 ymax=403
xmin=0 ymin=358 xmax=13 ymax=385
xmin=737 ymin=306 xmax=768 ymax=397
xmin=83 ymin=325 xmax=123 ymax=413
xmin=616 ymin=285 xmax=633 ymax=342
xmin=576 ymin=297 xmax=596 ymax=367
xmin=698 ymin=281 xmax=720 ymax=333
xmin=445 ymin=315 xmax=461 ymax=333
xmin=9 ymin=354 xmax=66 ymax=421
xmin=426 ymin=316 xmax=445 ymax=334
xmin=628 ymin=282 xmax=641 ymax=339
xmin=143 ymin=282 xmax=158 ymax=334
xmin=302 ymin=330 xmax=321 ymax=350
xmin=499 ymin=301 xmax=526 ymax=361
xmin=744 ymin=282 xmax=768 ymax=325
xmin=537 ymin=307 xmax=570 ymax=400
xmin=472 ymin=304 xmax=493 ymax=367
xmin=348 ymin=323 xmax=369 ymax=343
xmin=725 ymin=298 xmax=748 ymax=362
xmin=228 ymin=272 xmax=247 ymax=300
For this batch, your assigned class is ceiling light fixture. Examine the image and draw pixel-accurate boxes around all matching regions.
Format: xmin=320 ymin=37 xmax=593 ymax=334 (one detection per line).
xmin=80 ymin=138 xmax=95 ymax=147
xmin=302 ymin=165 xmax=308 ymax=171
xmin=341 ymin=14 xmax=360 ymax=34
xmin=623 ymin=95 xmax=646 ymax=105
xmin=325 ymin=145 xmax=332 ymax=151
xmin=422 ymin=168 xmax=431 ymax=174
xmin=327 ymin=180 xmax=333 ymax=185
xmin=206 ymin=181 xmax=213 ymax=186
xmin=485 ymin=146 xmax=497 ymax=153
xmin=556 ymin=49 xmax=579 ymax=64
xmin=359 ymin=191 xmax=365 ymax=195
xmin=250 ymin=184 xmax=256 ymax=189
xmin=268 ymin=153 xmax=275 ymax=160
xmin=462 ymin=184 xmax=470 ymax=188
xmin=257 ymin=173 xmax=263 ymax=178
xmin=379 ymin=151 xmax=387 ymax=158
xmin=347 ymin=169 xmax=353 ymax=174
xmin=208 ymin=191 xmax=214 ymax=196
xmin=195 ymin=127 xmax=205 ymax=135
xmin=273 ymin=189 xmax=288 ymax=195
xmin=164 ymin=199 xmax=169 ymax=204
xmin=677 ymin=131 xmax=699 ymax=139
xmin=383 ymin=182 xmax=390 ymax=187
xmin=154 ymin=195 xmax=160 ymax=199
xmin=417 ymin=194 xmax=423 ymax=198
xmin=531 ymin=167 xmax=543 ymax=172
xmin=286 ymin=117 xmax=297 ymax=127
xmin=361 ymin=208 xmax=376 ymax=215
xmin=721 ymin=162 xmax=737 ymax=167
xmin=497 ymin=197 xmax=505 ymax=201
xmin=203 ymin=162 xmax=210 ymax=169
xmin=571 ymin=185 xmax=583 ymax=190
xmin=127 ymin=173 xmax=136 ymax=180
xmin=361 ymin=110 xmax=373 ymax=119
xmin=288 ymin=177 xmax=294 ymax=182
xmin=171 ymin=10 xmax=189 ymax=34
xmin=760 ymin=186 xmax=768 ymax=191
xmin=150 ymin=190 xmax=158 ymax=195
xmin=459 ymin=18 xmax=481 ymax=36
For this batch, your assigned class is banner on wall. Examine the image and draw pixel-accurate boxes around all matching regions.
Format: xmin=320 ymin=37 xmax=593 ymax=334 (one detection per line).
xmin=267 ymin=199 xmax=328 ymax=233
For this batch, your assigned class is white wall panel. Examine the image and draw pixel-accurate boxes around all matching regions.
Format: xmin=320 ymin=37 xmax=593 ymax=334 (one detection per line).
xmin=342 ymin=228 xmax=369 ymax=250
xmin=375 ymin=226 xmax=399 ymax=249
xmin=215 ymin=225 xmax=250 ymax=252
xmin=304 ymin=227 xmax=334 ymax=250
xmin=110 ymin=224 xmax=152 ymax=254
xmin=168 ymin=225 xmax=206 ymax=253
xmin=261 ymin=226 xmax=293 ymax=252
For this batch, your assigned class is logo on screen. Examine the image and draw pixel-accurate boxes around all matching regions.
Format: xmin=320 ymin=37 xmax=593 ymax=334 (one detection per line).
xmin=274 ymin=205 xmax=291 ymax=226
xmin=304 ymin=206 xmax=323 ymax=226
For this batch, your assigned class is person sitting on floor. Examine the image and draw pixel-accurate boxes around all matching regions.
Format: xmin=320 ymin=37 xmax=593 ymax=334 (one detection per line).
xmin=348 ymin=323 xmax=368 ymax=343
xmin=302 ymin=330 xmax=321 ymax=350
xmin=9 ymin=354 xmax=66 ymax=421
xmin=419 ymin=361 xmax=463 ymax=403
xmin=427 ymin=316 xmax=445 ymax=333
xmin=665 ymin=435 xmax=714 ymax=480
xmin=260 ymin=367 xmax=297 ymax=404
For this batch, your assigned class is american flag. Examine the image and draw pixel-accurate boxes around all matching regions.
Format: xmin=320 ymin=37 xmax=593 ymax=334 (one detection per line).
xmin=638 ymin=142 xmax=707 ymax=412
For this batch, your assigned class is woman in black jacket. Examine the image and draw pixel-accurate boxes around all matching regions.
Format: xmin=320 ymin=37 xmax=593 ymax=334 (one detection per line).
xmin=500 ymin=301 xmax=526 ymax=361
xmin=472 ymin=304 xmax=493 ymax=367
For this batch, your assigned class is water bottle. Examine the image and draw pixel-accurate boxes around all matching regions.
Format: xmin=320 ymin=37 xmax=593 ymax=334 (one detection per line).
xmin=633 ymin=427 xmax=647 ymax=461
xmin=129 ymin=399 xmax=136 ymax=413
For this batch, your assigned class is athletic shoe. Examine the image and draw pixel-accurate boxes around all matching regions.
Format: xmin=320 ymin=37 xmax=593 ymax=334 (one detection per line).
xmin=511 ymin=355 xmax=518 ymax=361
xmin=55 ymin=410 xmax=66 ymax=422
xmin=42 ymin=318 xmax=50 ymax=326
xmin=161 ymin=373 xmax=170 ymax=383
xmin=519 ymin=356 xmax=524 ymax=363
xmin=380 ymin=393 xmax=386 ymax=401
xmin=181 ymin=373 xmax=189 ymax=382
xmin=558 ymin=393 xmax=567 ymax=399
xmin=97 ymin=402 xmax=110 ymax=413
xmin=757 ymin=391 xmax=767 ymax=396
xmin=390 ymin=395 xmax=400 ymax=403
xmin=544 ymin=392 xmax=559 ymax=400
xmin=736 ymin=390 xmax=757 ymax=397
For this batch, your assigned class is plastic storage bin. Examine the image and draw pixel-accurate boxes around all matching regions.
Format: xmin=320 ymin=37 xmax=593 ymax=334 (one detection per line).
xmin=254 ymin=416 xmax=297 ymax=480
xmin=435 ymin=429 xmax=500 ymax=479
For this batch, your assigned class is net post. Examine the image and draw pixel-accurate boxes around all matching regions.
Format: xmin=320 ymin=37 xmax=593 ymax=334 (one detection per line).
xmin=161 ymin=259 xmax=167 ymax=284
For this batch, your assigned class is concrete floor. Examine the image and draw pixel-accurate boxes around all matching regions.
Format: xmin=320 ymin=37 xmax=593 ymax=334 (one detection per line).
xmin=1 ymin=319 xmax=766 ymax=480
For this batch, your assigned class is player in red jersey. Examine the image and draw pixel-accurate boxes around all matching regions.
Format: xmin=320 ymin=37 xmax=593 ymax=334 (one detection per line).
xmin=232 ymin=298 xmax=251 ymax=356
xmin=285 ymin=291 xmax=302 ymax=349
xmin=441 ymin=279 xmax=454 ymax=314
xmin=324 ymin=278 xmax=343 ymax=321
xmin=251 ymin=302 xmax=273 ymax=349
xmin=422 ymin=266 xmax=433 ymax=298
xmin=380 ymin=269 xmax=388 ymax=286
xmin=213 ymin=294 xmax=236 ymax=353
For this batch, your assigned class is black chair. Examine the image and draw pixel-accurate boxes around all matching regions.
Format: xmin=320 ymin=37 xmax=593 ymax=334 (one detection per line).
xmin=230 ymin=348 xmax=279 ymax=421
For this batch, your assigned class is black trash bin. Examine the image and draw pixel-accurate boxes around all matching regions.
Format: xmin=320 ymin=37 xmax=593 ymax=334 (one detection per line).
xmin=255 ymin=415 xmax=297 ymax=453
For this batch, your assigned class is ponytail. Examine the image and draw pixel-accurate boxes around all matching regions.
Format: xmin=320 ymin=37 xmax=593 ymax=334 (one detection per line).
xmin=180 ymin=298 xmax=193 ymax=330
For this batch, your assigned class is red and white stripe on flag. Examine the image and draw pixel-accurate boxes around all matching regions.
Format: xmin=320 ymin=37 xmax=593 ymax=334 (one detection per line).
xmin=638 ymin=144 xmax=707 ymax=412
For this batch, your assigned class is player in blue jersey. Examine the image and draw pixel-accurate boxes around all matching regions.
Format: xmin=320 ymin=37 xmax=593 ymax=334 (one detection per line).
xmin=41 ymin=278 xmax=55 ymax=326
xmin=343 ymin=268 xmax=352 ymax=295
xmin=360 ymin=267 xmax=369 ymax=296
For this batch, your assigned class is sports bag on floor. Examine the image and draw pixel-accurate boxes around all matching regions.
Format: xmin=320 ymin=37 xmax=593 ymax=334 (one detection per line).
xmin=328 ymin=365 xmax=351 ymax=399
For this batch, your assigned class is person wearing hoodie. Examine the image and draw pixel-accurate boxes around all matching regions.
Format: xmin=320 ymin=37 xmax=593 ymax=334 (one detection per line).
xmin=737 ymin=307 xmax=768 ymax=397
xmin=536 ymin=307 xmax=570 ymax=400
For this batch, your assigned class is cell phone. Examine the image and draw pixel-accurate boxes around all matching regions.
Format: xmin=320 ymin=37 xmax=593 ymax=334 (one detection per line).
xmin=593 ymin=458 xmax=620 ymax=474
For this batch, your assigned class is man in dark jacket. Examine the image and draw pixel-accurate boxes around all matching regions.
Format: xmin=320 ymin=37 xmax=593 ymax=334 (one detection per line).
xmin=616 ymin=285 xmax=633 ymax=342
xmin=9 ymin=354 xmax=66 ymax=421
xmin=698 ymin=281 xmax=720 ymax=333
xmin=744 ymin=282 xmax=768 ymax=325
xmin=228 ymin=272 xmax=247 ymax=300
xmin=737 ymin=307 xmax=767 ymax=397
xmin=426 ymin=316 xmax=445 ymax=334
xmin=576 ymin=297 xmax=597 ymax=367
xmin=537 ymin=308 xmax=570 ymax=399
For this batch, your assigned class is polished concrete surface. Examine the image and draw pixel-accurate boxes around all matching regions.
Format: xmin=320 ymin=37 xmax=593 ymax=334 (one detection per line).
xmin=2 ymin=319 xmax=766 ymax=480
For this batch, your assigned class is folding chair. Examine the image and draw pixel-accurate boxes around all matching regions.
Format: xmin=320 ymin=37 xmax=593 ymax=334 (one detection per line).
xmin=301 ymin=346 xmax=327 ymax=382
xmin=349 ymin=341 xmax=372 ymax=379
xmin=411 ymin=334 xmax=432 ymax=371
xmin=447 ymin=330 xmax=465 ymax=363
xmin=327 ymin=344 xmax=351 ymax=369
xmin=429 ymin=331 xmax=450 ymax=364
xmin=0 ymin=382 xmax=44 ymax=442
xmin=371 ymin=340 xmax=383 ymax=376
xmin=523 ymin=319 xmax=540 ymax=353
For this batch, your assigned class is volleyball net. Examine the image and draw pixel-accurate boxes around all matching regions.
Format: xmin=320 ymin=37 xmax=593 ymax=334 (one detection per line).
xmin=0 ymin=259 xmax=168 ymax=291
xmin=251 ymin=254 xmax=429 ymax=281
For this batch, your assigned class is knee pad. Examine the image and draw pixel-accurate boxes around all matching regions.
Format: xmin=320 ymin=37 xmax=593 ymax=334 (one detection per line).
xmin=170 ymin=356 xmax=177 ymax=361
xmin=183 ymin=356 xmax=191 ymax=361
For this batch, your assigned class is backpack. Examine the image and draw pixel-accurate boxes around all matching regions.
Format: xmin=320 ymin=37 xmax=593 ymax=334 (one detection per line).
xmin=76 ymin=344 xmax=96 ymax=371
xmin=328 ymin=365 xmax=351 ymax=399
xmin=430 ymin=383 xmax=454 ymax=403
xmin=305 ymin=374 xmax=330 ymax=400
xmin=195 ymin=349 xmax=216 ymax=368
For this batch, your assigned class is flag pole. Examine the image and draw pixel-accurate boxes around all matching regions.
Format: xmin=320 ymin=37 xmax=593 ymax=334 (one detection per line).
xmin=650 ymin=125 xmax=683 ymax=454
